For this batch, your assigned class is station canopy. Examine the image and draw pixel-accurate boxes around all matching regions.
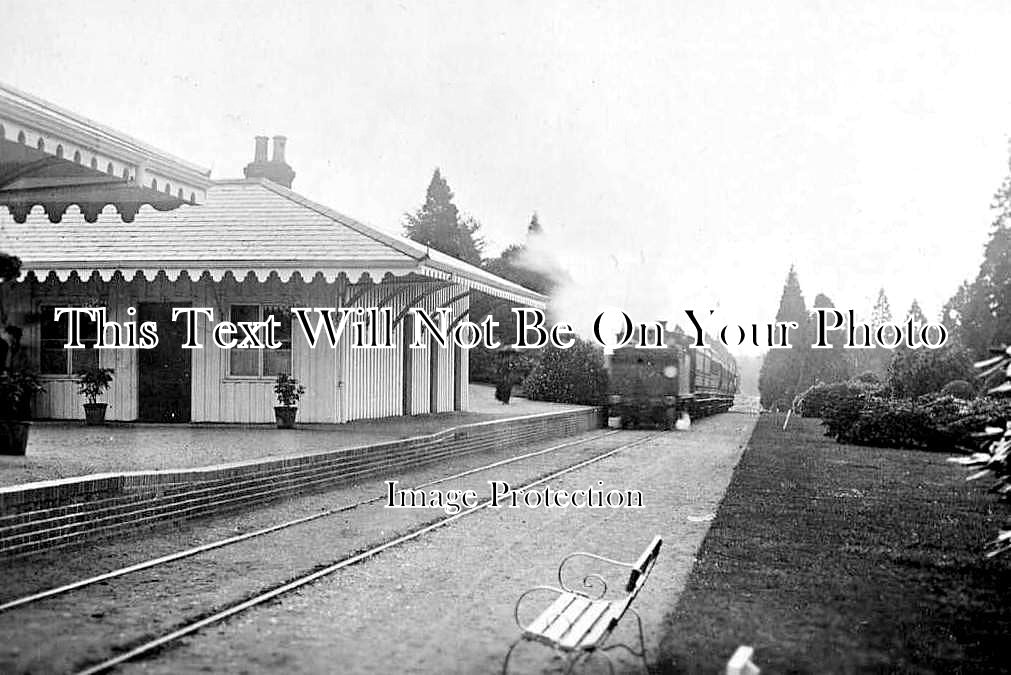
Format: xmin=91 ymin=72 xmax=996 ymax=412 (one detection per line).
xmin=0 ymin=82 xmax=211 ymax=223
xmin=0 ymin=82 xmax=545 ymax=307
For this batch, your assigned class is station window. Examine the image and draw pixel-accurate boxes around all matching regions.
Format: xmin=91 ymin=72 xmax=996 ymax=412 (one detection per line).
xmin=39 ymin=306 xmax=99 ymax=375
xmin=227 ymin=304 xmax=292 ymax=377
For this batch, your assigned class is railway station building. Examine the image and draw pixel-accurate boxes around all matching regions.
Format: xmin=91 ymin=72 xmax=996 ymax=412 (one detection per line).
xmin=0 ymin=82 xmax=544 ymax=424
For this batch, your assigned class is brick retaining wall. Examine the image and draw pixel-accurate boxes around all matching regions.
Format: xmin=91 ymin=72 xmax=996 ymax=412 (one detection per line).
xmin=0 ymin=407 xmax=603 ymax=558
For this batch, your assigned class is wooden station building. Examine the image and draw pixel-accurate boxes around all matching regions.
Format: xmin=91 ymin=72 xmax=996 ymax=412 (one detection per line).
xmin=0 ymin=82 xmax=544 ymax=423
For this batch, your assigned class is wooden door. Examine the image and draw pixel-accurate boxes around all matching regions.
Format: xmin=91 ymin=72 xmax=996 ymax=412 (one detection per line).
xmin=138 ymin=302 xmax=192 ymax=422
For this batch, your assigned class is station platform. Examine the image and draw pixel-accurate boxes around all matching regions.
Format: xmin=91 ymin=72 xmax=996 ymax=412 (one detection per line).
xmin=0 ymin=384 xmax=582 ymax=489
xmin=0 ymin=385 xmax=601 ymax=558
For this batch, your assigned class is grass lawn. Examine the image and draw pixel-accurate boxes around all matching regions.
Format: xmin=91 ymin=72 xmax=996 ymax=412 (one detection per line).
xmin=655 ymin=413 xmax=1011 ymax=673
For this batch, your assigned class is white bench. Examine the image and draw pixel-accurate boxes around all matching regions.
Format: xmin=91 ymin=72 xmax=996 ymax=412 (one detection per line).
xmin=504 ymin=536 xmax=663 ymax=674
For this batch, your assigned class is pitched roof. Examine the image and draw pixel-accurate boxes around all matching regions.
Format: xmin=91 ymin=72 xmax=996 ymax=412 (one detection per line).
xmin=0 ymin=82 xmax=210 ymax=187
xmin=2 ymin=178 xmax=546 ymax=305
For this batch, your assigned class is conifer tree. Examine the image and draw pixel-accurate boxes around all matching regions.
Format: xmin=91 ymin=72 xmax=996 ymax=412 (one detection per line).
xmin=906 ymin=299 xmax=928 ymax=325
xmin=759 ymin=266 xmax=809 ymax=409
xmin=868 ymin=288 xmax=894 ymax=375
xmin=527 ymin=212 xmax=543 ymax=236
xmin=805 ymin=293 xmax=849 ymax=385
xmin=403 ymin=168 xmax=484 ymax=265
xmin=948 ymin=146 xmax=1011 ymax=359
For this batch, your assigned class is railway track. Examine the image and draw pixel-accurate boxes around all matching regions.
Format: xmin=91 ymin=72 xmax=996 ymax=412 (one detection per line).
xmin=1 ymin=429 xmax=622 ymax=613
xmin=71 ymin=431 xmax=660 ymax=674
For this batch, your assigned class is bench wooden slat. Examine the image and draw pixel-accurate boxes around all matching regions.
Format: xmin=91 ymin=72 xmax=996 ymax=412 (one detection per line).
xmin=541 ymin=595 xmax=593 ymax=642
xmin=508 ymin=535 xmax=663 ymax=671
xmin=526 ymin=592 xmax=578 ymax=635
xmin=558 ymin=599 xmax=612 ymax=649
xmin=576 ymin=603 xmax=623 ymax=649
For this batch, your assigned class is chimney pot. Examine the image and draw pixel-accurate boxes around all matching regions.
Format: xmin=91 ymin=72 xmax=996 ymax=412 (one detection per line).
xmin=272 ymin=135 xmax=287 ymax=163
xmin=254 ymin=136 xmax=268 ymax=162
xmin=245 ymin=135 xmax=295 ymax=188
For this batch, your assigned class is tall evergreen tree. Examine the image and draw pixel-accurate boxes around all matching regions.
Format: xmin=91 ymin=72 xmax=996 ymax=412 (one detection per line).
xmin=527 ymin=212 xmax=543 ymax=236
xmin=942 ymin=281 xmax=972 ymax=335
xmin=906 ymin=299 xmax=928 ymax=326
xmin=949 ymin=146 xmax=1011 ymax=359
xmin=403 ymin=168 xmax=484 ymax=265
xmin=759 ymin=266 xmax=810 ymax=409
xmin=805 ymin=293 xmax=849 ymax=385
xmin=871 ymin=288 xmax=893 ymax=325
xmin=470 ymin=213 xmax=558 ymax=381
xmin=867 ymin=288 xmax=895 ymax=375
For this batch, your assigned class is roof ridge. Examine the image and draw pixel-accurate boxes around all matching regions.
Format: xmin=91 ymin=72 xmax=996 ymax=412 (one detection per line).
xmin=248 ymin=179 xmax=544 ymax=299
xmin=245 ymin=178 xmax=545 ymax=297
xmin=246 ymin=178 xmax=428 ymax=261
xmin=0 ymin=81 xmax=211 ymax=178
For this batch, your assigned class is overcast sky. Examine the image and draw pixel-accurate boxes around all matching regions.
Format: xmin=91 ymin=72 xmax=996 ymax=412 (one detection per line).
xmin=4 ymin=1 xmax=1011 ymax=351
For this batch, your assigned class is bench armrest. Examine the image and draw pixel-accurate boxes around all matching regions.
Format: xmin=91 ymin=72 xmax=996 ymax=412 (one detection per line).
xmin=557 ymin=552 xmax=634 ymax=599
xmin=512 ymin=585 xmax=567 ymax=630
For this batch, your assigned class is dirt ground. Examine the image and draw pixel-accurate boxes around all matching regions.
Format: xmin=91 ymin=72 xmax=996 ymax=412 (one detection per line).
xmin=101 ymin=413 xmax=755 ymax=675
xmin=0 ymin=384 xmax=582 ymax=487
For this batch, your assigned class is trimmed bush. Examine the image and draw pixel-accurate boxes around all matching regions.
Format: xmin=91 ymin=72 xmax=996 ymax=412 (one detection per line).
xmin=940 ymin=379 xmax=974 ymax=400
xmin=468 ymin=346 xmax=499 ymax=384
xmin=818 ymin=383 xmax=877 ymax=440
xmin=799 ymin=379 xmax=882 ymax=420
xmin=842 ymin=398 xmax=952 ymax=450
xmin=852 ymin=371 xmax=882 ymax=384
xmin=819 ymin=391 xmax=1011 ymax=452
xmin=522 ymin=339 xmax=609 ymax=406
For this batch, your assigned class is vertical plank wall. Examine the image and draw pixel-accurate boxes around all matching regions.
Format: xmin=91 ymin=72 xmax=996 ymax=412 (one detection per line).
xmin=9 ymin=274 xmax=470 ymax=423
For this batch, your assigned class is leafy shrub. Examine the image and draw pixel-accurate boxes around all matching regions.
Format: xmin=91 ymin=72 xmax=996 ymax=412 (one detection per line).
xmin=522 ymin=339 xmax=609 ymax=406
xmin=942 ymin=396 xmax=1011 ymax=440
xmin=799 ymin=378 xmax=883 ymax=420
xmin=273 ymin=373 xmax=305 ymax=406
xmin=949 ymin=344 xmax=1011 ymax=557
xmin=841 ymin=398 xmax=956 ymax=450
xmin=468 ymin=346 xmax=499 ymax=384
xmin=887 ymin=344 xmax=973 ymax=399
xmin=820 ymin=390 xmax=1011 ymax=452
xmin=853 ymin=371 xmax=882 ymax=384
xmin=816 ymin=382 xmax=879 ymax=438
xmin=940 ymin=379 xmax=975 ymax=400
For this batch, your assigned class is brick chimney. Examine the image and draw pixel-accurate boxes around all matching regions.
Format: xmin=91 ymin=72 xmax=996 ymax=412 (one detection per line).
xmin=243 ymin=135 xmax=296 ymax=188
xmin=254 ymin=135 xmax=268 ymax=162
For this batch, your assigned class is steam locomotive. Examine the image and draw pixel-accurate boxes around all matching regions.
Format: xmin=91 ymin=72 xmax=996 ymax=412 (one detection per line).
xmin=606 ymin=326 xmax=738 ymax=429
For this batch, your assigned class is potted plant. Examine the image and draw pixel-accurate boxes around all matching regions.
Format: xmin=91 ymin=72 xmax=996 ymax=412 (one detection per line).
xmin=273 ymin=373 xmax=305 ymax=429
xmin=0 ymin=367 xmax=44 ymax=455
xmin=75 ymin=365 xmax=115 ymax=425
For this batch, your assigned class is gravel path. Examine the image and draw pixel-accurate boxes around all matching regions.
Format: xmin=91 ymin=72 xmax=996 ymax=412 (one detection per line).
xmin=0 ymin=430 xmax=629 ymax=673
xmin=114 ymin=413 xmax=756 ymax=675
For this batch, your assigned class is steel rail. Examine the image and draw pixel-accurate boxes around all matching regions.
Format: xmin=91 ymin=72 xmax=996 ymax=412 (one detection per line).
xmin=1 ymin=430 xmax=622 ymax=613
xmin=73 ymin=431 xmax=660 ymax=675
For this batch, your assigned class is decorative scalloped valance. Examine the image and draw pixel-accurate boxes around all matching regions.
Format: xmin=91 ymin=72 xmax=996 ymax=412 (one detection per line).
xmin=0 ymin=137 xmax=188 ymax=223
xmin=24 ymin=267 xmax=416 ymax=286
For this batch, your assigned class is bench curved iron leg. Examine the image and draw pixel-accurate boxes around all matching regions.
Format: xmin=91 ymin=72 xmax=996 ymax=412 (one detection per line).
xmin=501 ymin=638 xmax=522 ymax=675
xmin=629 ymin=607 xmax=649 ymax=672
xmin=591 ymin=649 xmax=617 ymax=675
xmin=599 ymin=609 xmax=649 ymax=673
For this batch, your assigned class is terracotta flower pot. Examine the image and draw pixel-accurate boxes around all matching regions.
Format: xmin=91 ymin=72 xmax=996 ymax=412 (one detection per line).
xmin=0 ymin=420 xmax=30 ymax=455
xmin=83 ymin=402 xmax=108 ymax=426
xmin=274 ymin=406 xmax=298 ymax=429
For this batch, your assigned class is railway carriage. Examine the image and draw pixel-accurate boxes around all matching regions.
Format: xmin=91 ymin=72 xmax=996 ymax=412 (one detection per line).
xmin=606 ymin=326 xmax=738 ymax=429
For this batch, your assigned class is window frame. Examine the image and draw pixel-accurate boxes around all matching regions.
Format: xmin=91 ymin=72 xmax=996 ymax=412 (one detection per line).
xmin=38 ymin=303 xmax=101 ymax=378
xmin=224 ymin=302 xmax=294 ymax=379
